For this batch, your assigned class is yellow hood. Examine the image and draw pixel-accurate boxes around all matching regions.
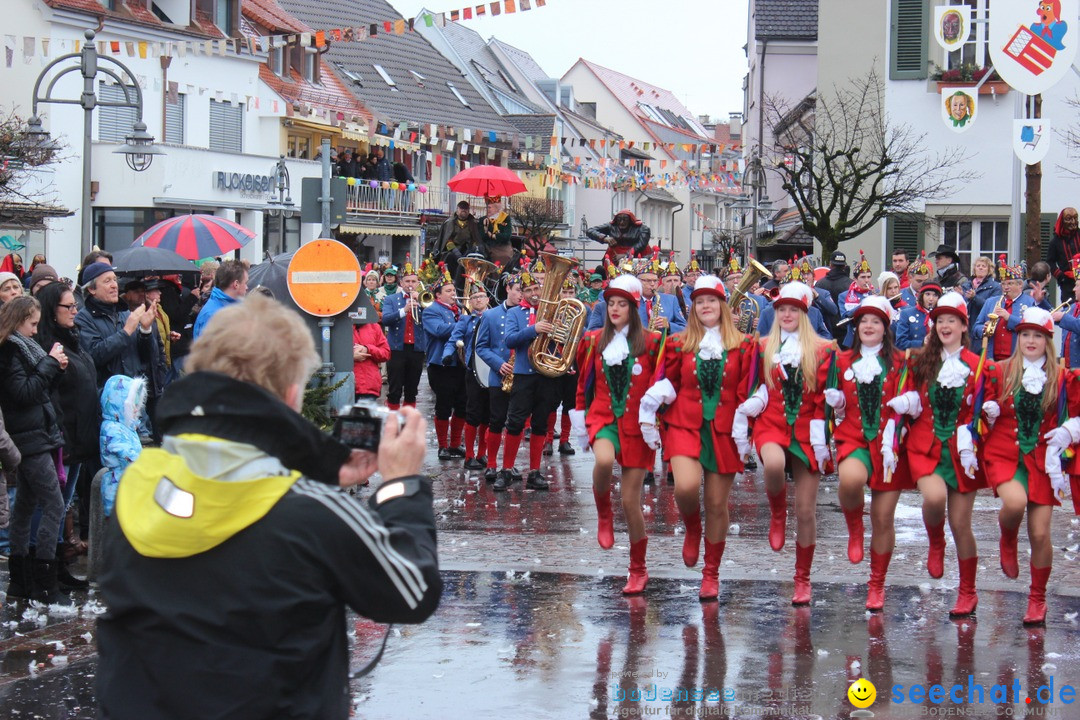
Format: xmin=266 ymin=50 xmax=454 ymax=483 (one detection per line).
xmin=115 ymin=434 xmax=301 ymax=559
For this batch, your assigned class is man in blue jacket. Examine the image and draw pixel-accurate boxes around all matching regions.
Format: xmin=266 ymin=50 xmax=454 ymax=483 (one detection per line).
xmin=193 ymin=260 xmax=248 ymax=341
xmin=422 ymin=277 xmax=466 ymax=460
xmin=636 ymin=257 xmax=686 ymax=334
xmin=972 ymin=261 xmax=1035 ymax=359
xmin=497 ymin=270 xmax=555 ymax=491
xmin=1054 ymin=268 xmax=1080 ymax=366
xmin=444 ymin=285 xmax=491 ymax=470
xmin=476 ymin=276 xmax=523 ymax=483
xmin=381 ymin=263 xmax=427 ymax=410
xmin=896 ymin=281 xmax=941 ymax=350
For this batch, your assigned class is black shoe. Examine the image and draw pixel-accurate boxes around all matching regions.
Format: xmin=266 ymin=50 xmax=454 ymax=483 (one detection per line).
xmin=558 ymin=442 xmax=576 ymax=456
xmin=542 ymin=442 xmax=554 ymax=456
xmin=644 ymin=471 xmax=655 ymax=485
xmin=6 ymin=554 xmax=31 ymax=599
xmin=30 ymin=558 xmax=74 ymax=607
xmin=484 ymin=468 xmax=498 ymax=483
xmin=477 ymin=456 xmax=487 ymax=466
xmin=553 ymin=430 xmax=561 ymax=439
xmin=448 ymin=446 xmax=466 ymax=458
xmin=56 ymin=560 xmax=89 ymax=591
xmin=493 ymin=470 xmax=512 ymax=491
xmin=666 ymin=470 xmax=675 ymax=486
xmin=510 ymin=468 xmax=523 ymax=481
xmin=745 ymin=456 xmax=758 ymax=470
xmin=525 ymin=470 xmax=550 ymax=491
xmin=438 ymin=447 xmax=452 ymax=461
xmin=464 ymin=457 xmax=486 ymax=470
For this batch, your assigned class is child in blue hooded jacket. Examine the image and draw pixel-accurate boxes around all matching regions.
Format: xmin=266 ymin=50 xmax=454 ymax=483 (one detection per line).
xmin=100 ymin=375 xmax=146 ymax=517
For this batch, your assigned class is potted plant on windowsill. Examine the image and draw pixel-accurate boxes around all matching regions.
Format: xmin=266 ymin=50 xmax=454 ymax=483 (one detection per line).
xmin=931 ymin=63 xmax=1010 ymax=94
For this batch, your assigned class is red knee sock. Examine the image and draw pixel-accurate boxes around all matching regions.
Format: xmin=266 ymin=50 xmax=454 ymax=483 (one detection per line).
xmin=450 ymin=417 xmax=464 ymax=447
xmin=486 ymin=430 xmax=502 ymax=469
xmin=435 ymin=419 xmax=449 ymax=449
xmin=387 ymin=402 xmax=401 ymax=411
xmin=464 ymin=423 xmax=478 ymax=460
xmin=561 ymin=411 xmax=572 ymax=439
xmin=403 ymin=401 xmax=416 ymax=408
xmin=477 ymin=424 xmax=489 ymax=458
xmin=545 ymin=412 xmax=556 ymax=444
xmin=529 ymin=433 xmax=546 ymax=471
xmin=502 ymin=432 xmax=523 ymax=470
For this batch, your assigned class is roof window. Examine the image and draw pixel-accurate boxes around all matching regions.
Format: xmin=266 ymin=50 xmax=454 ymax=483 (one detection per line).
xmin=373 ymin=64 xmax=398 ymax=91
xmin=447 ymin=82 xmax=470 ymax=108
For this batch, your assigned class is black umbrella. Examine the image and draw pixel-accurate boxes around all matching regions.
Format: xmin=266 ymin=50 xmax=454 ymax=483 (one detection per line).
xmin=111 ymin=245 xmax=200 ymax=285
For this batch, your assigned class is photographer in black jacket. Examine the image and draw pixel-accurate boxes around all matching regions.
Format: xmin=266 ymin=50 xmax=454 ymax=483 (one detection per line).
xmin=96 ymin=293 xmax=441 ymax=720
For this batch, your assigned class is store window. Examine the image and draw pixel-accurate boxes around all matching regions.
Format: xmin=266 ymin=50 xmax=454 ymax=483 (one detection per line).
xmin=942 ymin=218 xmax=1008 ymax=273
xmin=93 ymin=208 xmax=177 ymax=254
xmin=263 ymin=213 xmax=301 ymax=256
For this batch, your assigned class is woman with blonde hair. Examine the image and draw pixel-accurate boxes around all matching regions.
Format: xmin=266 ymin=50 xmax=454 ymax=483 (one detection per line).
xmin=877 ymin=271 xmax=905 ymax=310
xmin=639 ymin=275 xmax=752 ymax=600
xmin=965 ymin=255 xmax=1000 ymax=325
xmin=571 ymin=274 xmax=662 ymax=595
xmin=887 ymin=292 xmax=1000 ymax=616
xmin=984 ymin=307 xmax=1079 ymax=624
xmin=734 ymin=282 xmax=832 ymax=605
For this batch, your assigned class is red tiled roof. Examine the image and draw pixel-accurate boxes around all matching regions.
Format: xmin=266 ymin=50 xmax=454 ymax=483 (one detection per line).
xmin=713 ymin=123 xmax=732 ymax=145
xmin=243 ymin=0 xmax=309 ymax=34
xmin=258 ymin=64 xmax=371 ymax=122
xmin=41 ymin=0 xmax=224 ymax=38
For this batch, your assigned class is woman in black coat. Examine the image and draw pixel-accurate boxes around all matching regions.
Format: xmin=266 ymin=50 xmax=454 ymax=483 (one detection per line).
xmin=34 ymin=282 xmax=99 ymax=584
xmin=0 ymin=296 xmax=72 ymax=605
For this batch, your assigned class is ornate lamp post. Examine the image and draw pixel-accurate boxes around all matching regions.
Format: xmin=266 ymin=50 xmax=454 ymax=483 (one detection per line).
xmin=265 ymin=155 xmax=296 ymax=256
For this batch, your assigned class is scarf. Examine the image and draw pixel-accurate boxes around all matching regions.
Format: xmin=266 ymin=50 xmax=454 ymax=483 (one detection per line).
xmin=8 ymin=331 xmax=47 ymax=367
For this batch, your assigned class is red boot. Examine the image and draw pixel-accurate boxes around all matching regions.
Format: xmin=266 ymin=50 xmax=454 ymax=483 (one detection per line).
xmin=1023 ymin=564 xmax=1051 ymax=626
xmin=699 ymin=540 xmax=725 ymax=601
xmin=925 ymin=519 xmax=946 ymax=579
xmin=594 ymin=487 xmax=615 ymax=550
xmin=865 ymin=550 xmax=892 ymax=611
xmin=767 ymin=489 xmax=787 ymax=552
xmin=999 ymin=520 xmax=1020 ymax=579
xmin=682 ymin=510 xmax=702 ymax=567
xmin=622 ymin=538 xmax=648 ymax=595
xmin=792 ymin=543 xmax=815 ymax=606
xmin=843 ymin=504 xmax=865 ymax=564
xmin=949 ymin=556 xmax=979 ymax=617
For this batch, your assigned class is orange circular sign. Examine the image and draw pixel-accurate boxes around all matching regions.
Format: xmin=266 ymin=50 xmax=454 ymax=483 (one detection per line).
xmin=286 ymin=239 xmax=362 ymax=317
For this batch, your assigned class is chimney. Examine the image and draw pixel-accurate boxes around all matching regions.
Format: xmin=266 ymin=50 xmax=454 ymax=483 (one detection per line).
xmin=728 ymin=112 xmax=743 ymax=140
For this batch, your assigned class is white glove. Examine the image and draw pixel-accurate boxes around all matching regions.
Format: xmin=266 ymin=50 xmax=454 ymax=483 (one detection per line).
xmin=738 ymin=385 xmax=768 ymax=419
xmin=641 ymin=424 xmax=661 ymax=450
xmin=981 ymin=400 xmax=1000 ymax=428
xmin=881 ymin=419 xmax=898 ymax=475
xmin=732 ymin=409 xmax=751 ymax=458
xmin=810 ymin=419 xmax=830 ymax=471
xmin=1046 ymin=448 xmax=1070 ymax=500
xmin=956 ymin=424 xmax=978 ymax=479
xmin=639 ymin=378 xmax=676 ymax=426
xmin=1046 ymin=417 xmax=1080 ymax=453
xmin=569 ymin=409 xmax=590 ymax=452
xmin=886 ymin=391 xmax=922 ymax=418
xmin=824 ymin=388 xmax=846 ymax=425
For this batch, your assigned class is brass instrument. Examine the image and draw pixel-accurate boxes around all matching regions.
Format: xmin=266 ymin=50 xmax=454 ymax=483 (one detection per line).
xmin=502 ymin=350 xmax=516 ymax=393
xmin=418 ymin=281 xmax=435 ymax=312
xmin=1050 ymin=298 xmax=1073 ymax=314
xmin=984 ymin=296 xmax=1005 ymax=337
xmin=459 ymin=257 xmax=498 ymax=312
xmin=408 ymin=282 xmax=425 ymax=324
xmin=728 ymin=257 xmax=770 ymax=333
xmin=529 ymin=252 xmax=588 ymax=378
xmin=647 ymin=295 xmax=663 ymax=330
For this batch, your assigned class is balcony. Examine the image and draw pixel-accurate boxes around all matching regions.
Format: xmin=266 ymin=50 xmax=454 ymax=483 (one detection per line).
xmin=344 ymin=184 xmax=569 ymax=228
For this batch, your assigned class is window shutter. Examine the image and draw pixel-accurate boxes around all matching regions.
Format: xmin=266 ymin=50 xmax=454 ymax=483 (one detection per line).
xmin=886 ymin=213 xmax=923 ymax=259
xmin=209 ymin=99 xmax=243 ymax=153
xmin=165 ymin=95 xmax=185 ymax=145
xmin=890 ymin=0 xmax=929 ymax=80
xmin=97 ymin=83 xmax=138 ymax=143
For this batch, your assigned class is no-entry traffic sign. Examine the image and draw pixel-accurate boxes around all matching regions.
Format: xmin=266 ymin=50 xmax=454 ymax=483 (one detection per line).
xmin=286 ymin=239 xmax=362 ymax=317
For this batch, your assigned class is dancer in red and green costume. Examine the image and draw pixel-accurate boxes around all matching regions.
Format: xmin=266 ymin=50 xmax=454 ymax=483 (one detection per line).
xmin=639 ymin=275 xmax=752 ymax=601
xmin=823 ymin=295 xmax=914 ymax=611
xmin=983 ymin=306 xmax=1080 ymax=624
xmin=887 ymin=291 xmax=1000 ymax=617
xmin=734 ymin=281 xmax=833 ymax=606
xmin=571 ymin=274 xmax=662 ymax=595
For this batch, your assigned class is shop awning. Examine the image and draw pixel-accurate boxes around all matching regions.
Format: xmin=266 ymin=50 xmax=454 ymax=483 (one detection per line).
xmin=287 ymin=119 xmax=367 ymax=139
xmin=338 ymin=224 xmax=421 ymax=236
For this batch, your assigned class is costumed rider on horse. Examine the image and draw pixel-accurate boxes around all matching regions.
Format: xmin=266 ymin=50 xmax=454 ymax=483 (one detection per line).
xmin=588 ymin=210 xmax=653 ymax=265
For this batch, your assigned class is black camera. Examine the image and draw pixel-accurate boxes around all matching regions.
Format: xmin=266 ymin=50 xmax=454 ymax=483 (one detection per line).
xmin=332 ymin=400 xmax=394 ymax=452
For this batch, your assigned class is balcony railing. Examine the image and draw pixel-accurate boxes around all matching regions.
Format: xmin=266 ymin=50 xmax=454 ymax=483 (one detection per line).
xmin=344 ymin=184 xmax=570 ymax=227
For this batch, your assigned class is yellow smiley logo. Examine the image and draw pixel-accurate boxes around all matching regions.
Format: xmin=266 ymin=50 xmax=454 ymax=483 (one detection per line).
xmin=848 ymin=678 xmax=876 ymax=709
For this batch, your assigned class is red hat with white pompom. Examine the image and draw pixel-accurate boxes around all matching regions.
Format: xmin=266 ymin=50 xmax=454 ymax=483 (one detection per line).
xmin=1016 ymin=306 xmax=1054 ymax=337
xmin=774 ymin=281 xmax=815 ymax=313
xmin=690 ymin=275 xmax=727 ymax=301
xmin=929 ymin=291 xmax=969 ymax=323
xmin=604 ymin=274 xmax=643 ymax=307
xmin=853 ymin=295 xmax=894 ymax=324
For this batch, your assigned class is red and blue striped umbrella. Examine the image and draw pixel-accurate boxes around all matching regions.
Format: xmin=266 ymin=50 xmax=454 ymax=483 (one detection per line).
xmin=133 ymin=214 xmax=255 ymax=260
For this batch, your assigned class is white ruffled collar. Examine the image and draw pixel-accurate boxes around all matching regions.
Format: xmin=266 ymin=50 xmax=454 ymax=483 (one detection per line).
xmin=936 ymin=347 xmax=969 ymax=388
xmin=1022 ymin=356 xmax=1048 ymax=395
xmin=698 ymin=326 xmax=724 ymax=360
xmin=602 ymin=326 xmax=631 ymax=366
xmin=852 ymin=343 xmax=884 ymax=383
xmin=776 ymin=330 xmax=801 ymax=367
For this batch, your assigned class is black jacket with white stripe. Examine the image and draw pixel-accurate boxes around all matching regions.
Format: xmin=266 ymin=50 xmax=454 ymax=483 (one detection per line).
xmin=96 ymin=372 xmax=442 ymax=720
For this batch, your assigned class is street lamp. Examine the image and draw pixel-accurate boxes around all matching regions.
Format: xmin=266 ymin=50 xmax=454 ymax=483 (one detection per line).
xmin=265 ymin=155 xmax=295 ymax=256
xmin=742 ymin=156 xmax=773 ymax=259
xmin=26 ymin=28 xmax=163 ymax=258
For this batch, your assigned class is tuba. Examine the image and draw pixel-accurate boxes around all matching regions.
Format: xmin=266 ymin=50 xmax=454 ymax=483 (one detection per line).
xmin=529 ymin=252 xmax=588 ymax=378
xmin=729 ymin=257 xmax=770 ymax=333
xmin=458 ymin=256 xmax=498 ymax=312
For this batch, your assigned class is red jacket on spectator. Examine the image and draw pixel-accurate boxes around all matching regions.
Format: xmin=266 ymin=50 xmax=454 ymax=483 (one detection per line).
xmin=352 ymin=324 xmax=390 ymax=398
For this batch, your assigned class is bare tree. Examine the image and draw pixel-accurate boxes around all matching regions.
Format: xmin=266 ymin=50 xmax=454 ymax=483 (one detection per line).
xmin=0 ymin=108 xmax=63 ymax=208
xmin=508 ymin=196 xmax=562 ymax=257
xmin=766 ymin=70 xmax=970 ymax=259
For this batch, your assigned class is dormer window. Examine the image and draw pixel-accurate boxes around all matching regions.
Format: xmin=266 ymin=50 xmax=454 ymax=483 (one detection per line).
xmin=195 ymin=0 xmax=236 ymax=36
xmin=270 ymin=47 xmax=284 ymax=77
xmin=304 ymin=48 xmax=320 ymax=85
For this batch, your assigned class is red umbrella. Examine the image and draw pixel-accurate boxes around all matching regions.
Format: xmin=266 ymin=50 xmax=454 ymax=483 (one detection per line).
xmin=134 ymin=214 xmax=255 ymax=260
xmin=447 ymin=165 xmax=527 ymax=198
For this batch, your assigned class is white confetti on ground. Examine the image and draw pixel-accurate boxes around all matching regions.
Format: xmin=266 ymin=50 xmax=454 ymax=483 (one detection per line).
xmin=850 ymin=660 xmax=861 ymax=674
xmin=729 ymin=523 xmax=741 ymax=536
xmin=817 ymin=649 xmax=829 ymax=657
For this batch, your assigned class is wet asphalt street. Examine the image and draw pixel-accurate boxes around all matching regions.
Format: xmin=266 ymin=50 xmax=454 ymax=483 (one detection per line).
xmin=2 ymin=389 xmax=1080 ymax=719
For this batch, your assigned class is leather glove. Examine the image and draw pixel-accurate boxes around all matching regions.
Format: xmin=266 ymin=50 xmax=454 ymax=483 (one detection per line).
xmin=981 ymin=400 xmax=1001 ymax=427
xmin=639 ymin=379 xmax=676 ymax=427
xmin=810 ymin=419 xmax=830 ymax=472
xmin=732 ymin=409 xmax=751 ymax=458
xmin=881 ymin=419 xmax=898 ymax=475
xmin=738 ymin=385 xmax=768 ymax=419
xmin=569 ymin=409 xmax=590 ymax=452
xmin=886 ymin=391 xmax=922 ymax=417
xmin=641 ymin=424 xmax=661 ymax=450
xmin=956 ymin=424 xmax=978 ymax=479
